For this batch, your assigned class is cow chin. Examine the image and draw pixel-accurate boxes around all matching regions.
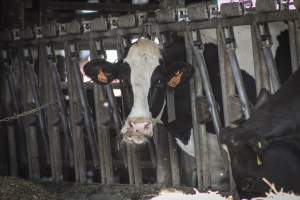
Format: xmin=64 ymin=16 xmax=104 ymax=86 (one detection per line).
xmin=122 ymin=133 xmax=149 ymax=145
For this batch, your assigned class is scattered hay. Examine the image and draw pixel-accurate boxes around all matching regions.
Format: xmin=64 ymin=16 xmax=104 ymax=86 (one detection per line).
xmin=149 ymin=189 xmax=231 ymax=200
xmin=0 ymin=176 xmax=56 ymax=200
xmin=252 ymin=178 xmax=300 ymax=200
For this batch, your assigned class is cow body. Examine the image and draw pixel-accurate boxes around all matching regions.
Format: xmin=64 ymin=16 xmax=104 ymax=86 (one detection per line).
xmin=221 ymin=69 xmax=300 ymax=198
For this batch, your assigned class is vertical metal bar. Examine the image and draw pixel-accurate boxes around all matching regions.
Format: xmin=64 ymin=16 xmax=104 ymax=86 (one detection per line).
xmin=23 ymin=47 xmax=50 ymax=165
xmin=64 ymin=42 xmax=87 ymax=183
xmin=26 ymin=126 xmax=40 ymax=179
xmin=288 ymin=21 xmax=299 ymax=73
xmin=66 ymin=41 xmax=99 ymax=168
xmin=261 ymin=47 xmax=281 ymax=91
xmin=45 ymin=44 xmax=74 ymax=166
xmin=295 ymin=18 xmax=300 ymax=71
xmin=7 ymin=126 xmax=18 ymax=176
xmin=184 ymin=31 xmax=203 ymax=189
xmin=168 ymin=132 xmax=180 ymax=186
xmin=89 ymin=39 xmax=114 ymax=184
xmin=256 ymin=23 xmax=281 ymax=92
xmin=217 ymin=26 xmax=237 ymax=198
xmin=154 ymin=124 xmax=172 ymax=185
xmin=42 ymin=44 xmax=64 ymax=182
xmin=186 ymin=32 xmax=222 ymax=135
xmin=18 ymin=47 xmax=41 ymax=179
xmin=251 ymin=23 xmax=265 ymax=95
xmin=221 ymin=27 xmax=251 ymax=120
xmin=252 ymin=23 xmax=272 ymax=92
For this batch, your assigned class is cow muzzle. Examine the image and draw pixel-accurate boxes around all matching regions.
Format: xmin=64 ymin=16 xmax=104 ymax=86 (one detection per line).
xmin=121 ymin=118 xmax=153 ymax=144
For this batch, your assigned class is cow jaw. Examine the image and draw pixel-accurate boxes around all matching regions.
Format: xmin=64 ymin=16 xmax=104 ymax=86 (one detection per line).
xmin=121 ymin=38 xmax=162 ymax=144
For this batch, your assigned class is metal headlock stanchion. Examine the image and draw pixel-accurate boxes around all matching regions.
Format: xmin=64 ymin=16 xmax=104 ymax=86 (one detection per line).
xmin=45 ymin=43 xmax=74 ymax=166
xmin=184 ymin=30 xmax=206 ymax=190
xmin=256 ymin=23 xmax=281 ymax=92
xmin=186 ymin=31 xmax=222 ymax=139
xmin=65 ymin=41 xmax=99 ymax=168
xmin=23 ymin=46 xmax=50 ymax=165
xmin=186 ymin=29 xmax=232 ymax=183
xmin=1 ymin=48 xmax=25 ymax=176
xmin=89 ymin=38 xmax=114 ymax=184
xmin=221 ymin=27 xmax=252 ymax=120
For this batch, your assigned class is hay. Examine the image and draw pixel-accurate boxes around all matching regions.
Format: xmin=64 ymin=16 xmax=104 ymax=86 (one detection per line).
xmin=0 ymin=176 xmax=56 ymax=200
xmin=149 ymin=189 xmax=231 ymax=200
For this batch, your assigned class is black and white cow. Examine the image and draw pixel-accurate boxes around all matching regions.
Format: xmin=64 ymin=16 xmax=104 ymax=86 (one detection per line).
xmin=220 ymin=68 xmax=300 ymax=198
xmin=84 ymin=37 xmax=196 ymax=152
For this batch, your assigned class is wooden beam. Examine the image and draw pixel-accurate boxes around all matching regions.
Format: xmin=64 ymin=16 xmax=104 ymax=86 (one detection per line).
xmin=46 ymin=2 xmax=159 ymax=12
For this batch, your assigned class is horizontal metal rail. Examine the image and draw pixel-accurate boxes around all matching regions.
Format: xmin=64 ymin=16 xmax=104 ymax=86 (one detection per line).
xmin=2 ymin=10 xmax=299 ymax=47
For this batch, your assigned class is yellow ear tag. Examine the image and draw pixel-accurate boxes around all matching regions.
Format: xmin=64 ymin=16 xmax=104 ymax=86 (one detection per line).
xmin=168 ymin=70 xmax=183 ymax=88
xmin=257 ymin=155 xmax=263 ymax=166
xmin=97 ymin=68 xmax=108 ymax=83
xmin=258 ymin=142 xmax=262 ymax=149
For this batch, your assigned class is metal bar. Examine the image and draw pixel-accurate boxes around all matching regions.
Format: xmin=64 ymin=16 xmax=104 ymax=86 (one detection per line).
xmin=47 ymin=1 xmax=159 ymax=12
xmin=288 ymin=21 xmax=299 ymax=73
xmin=251 ymin=23 xmax=272 ymax=92
xmin=7 ymin=125 xmax=18 ymax=176
xmin=64 ymin=41 xmax=87 ymax=183
xmin=256 ymin=23 xmax=281 ymax=92
xmin=132 ymin=145 xmax=142 ymax=185
xmin=89 ymin=39 xmax=114 ymax=184
xmin=42 ymin=44 xmax=64 ymax=181
xmin=26 ymin=126 xmax=40 ymax=179
xmin=221 ymin=27 xmax=251 ymax=120
xmin=251 ymin=23 xmax=264 ymax=95
xmin=45 ymin=44 xmax=74 ymax=165
xmin=23 ymin=47 xmax=50 ymax=165
xmin=66 ymin=41 xmax=99 ymax=168
xmin=184 ymin=31 xmax=203 ymax=189
xmin=295 ymin=18 xmax=300 ymax=71
xmin=5 ymin=11 xmax=300 ymax=47
xmin=261 ymin=47 xmax=281 ymax=91
xmin=154 ymin=124 xmax=172 ymax=185
xmin=217 ymin=25 xmax=238 ymax=198
xmin=188 ymin=30 xmax=212 ymax=189
xmin=168 ymin=133 xmax=180 ymax=186
xmin=186 ymin=32 xmax=222 ymax=135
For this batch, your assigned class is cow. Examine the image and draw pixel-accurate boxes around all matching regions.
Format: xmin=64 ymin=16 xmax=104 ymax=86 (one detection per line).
xmin=220 ymin=68 xmax=300 ymax=198
xmin=83 ymin=36 xmax=257 ymax=156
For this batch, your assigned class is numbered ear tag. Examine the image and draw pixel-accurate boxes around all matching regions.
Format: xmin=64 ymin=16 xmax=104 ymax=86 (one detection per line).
xmin=97 ymin=68 xmax=108 ymax=83
xmin=167 ymin=70 xmax=183 ymax=88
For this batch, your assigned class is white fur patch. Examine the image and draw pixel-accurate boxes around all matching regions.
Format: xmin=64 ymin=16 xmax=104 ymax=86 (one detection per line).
xmin=176 ymin=129 xmax=195 ymax=157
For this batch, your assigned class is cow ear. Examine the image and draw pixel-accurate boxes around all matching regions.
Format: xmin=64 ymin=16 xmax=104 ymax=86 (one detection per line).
xmin=83 ymin=59 xmax=128 ymax=84
xmin=166 ymin=62 xmax=194 ymax=88
xmin=253 ymin=88 xmax=270 ymax=111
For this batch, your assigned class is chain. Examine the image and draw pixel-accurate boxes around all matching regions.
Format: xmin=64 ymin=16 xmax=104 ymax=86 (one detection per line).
xmin=0 ymin=102 xmax=54 ymax=123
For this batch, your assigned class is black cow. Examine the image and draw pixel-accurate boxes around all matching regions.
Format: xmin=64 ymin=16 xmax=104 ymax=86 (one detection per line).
xmin=221 ymin=69 xmax=300 ymax=198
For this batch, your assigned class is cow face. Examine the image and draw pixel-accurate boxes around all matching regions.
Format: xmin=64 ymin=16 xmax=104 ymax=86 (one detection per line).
xmin=84 ymin=38 xmax=193 ymax=144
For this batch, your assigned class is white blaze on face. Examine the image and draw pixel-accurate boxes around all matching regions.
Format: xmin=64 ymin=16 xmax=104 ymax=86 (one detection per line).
xmin=121 ymin=38 xmax=162 ymax=144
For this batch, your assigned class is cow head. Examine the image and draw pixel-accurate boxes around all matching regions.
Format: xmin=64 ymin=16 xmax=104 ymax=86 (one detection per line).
xmin=84 ymin=38 xmax=193 ymax=144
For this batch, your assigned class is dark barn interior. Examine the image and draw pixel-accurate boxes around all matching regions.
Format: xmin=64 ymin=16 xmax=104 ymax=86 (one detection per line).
xmin=0 ymin=0 xmax=300 ymax=199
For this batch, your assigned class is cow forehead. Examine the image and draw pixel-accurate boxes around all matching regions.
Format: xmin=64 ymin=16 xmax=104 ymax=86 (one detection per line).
xmin=124 ymin=39 xmax=162 ymax=69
